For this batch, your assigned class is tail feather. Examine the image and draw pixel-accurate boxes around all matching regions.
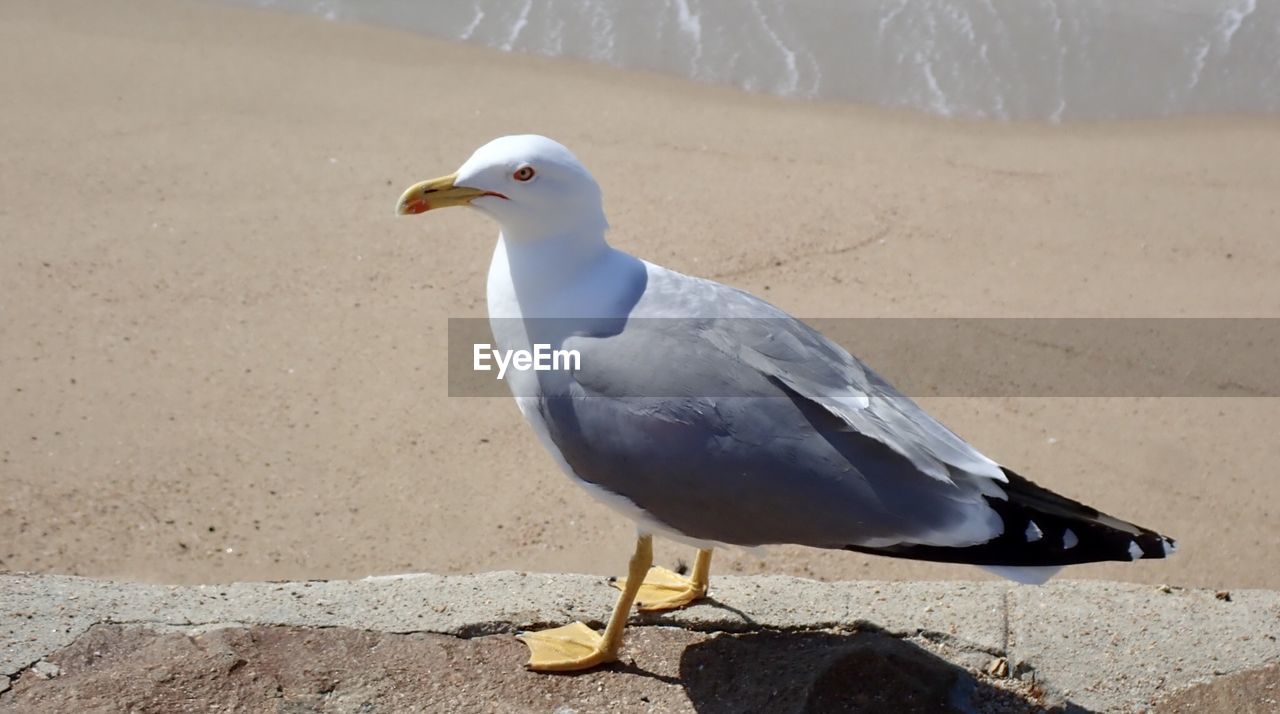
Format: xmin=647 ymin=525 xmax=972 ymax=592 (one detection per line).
xmin=846 ymin=467 xmax=1177 ymax=568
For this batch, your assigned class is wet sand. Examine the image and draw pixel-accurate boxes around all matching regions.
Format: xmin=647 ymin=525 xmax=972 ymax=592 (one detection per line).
xmin=2 ymin=0 xmax=1278 ymax=588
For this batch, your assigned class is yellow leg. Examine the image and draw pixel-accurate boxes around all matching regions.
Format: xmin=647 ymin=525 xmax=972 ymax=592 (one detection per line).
xmin=612 ymin=547 xmax=712 ymax=612
xmin=518 ymin=534 xmax=653 ymax=672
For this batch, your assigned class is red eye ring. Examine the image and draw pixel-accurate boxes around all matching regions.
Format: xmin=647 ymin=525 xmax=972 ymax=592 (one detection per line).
xmin=513 ymin=166 xmax=536 ymax=182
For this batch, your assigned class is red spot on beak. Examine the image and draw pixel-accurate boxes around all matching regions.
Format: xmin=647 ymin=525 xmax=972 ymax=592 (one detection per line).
xmin=402 ymin=198 xmax=430 ymax=214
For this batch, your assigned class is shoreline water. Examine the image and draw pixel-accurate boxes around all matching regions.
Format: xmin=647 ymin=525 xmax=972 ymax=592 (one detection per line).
xmin=222 ymin=0 xmax=1280 ymax=122
xmin=1 ymin=0 xmax=1278 ymax=589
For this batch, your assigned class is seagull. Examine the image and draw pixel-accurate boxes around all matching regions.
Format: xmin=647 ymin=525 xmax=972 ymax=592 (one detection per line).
xmin=395 ymin=135 xmax=1176 ymax=672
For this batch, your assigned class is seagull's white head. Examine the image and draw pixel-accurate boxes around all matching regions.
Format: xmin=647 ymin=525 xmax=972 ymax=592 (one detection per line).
xmin=396 ymin=135 xmax=607 ymax=242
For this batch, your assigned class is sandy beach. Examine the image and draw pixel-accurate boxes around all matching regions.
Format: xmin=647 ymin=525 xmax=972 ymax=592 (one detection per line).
xmin=2 ymin=0 xmax=1278 ymax=589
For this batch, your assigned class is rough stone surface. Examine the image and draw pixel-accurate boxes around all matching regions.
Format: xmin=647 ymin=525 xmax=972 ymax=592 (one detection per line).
xmin=1 ymin=573 xmax=1278 ymax=712
xmin=0 ymin=573 xmax=1006 ymax=678
xmin=1008 ymin=581 xmax=1280 ymax=711
xmin=1154 ymin=663 xmax=1280 ymax=713
xmin=0 ymin=624 xmax=1052 ymax=714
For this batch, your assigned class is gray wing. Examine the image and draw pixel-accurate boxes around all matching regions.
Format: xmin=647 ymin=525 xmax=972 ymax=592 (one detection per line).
xmin=535 ymin=267 xmax=1008 ymax=549
xmin=696 ymin=304 xmax=1005 ymax=487
xmin=624 ymin=265 xmax=1005 ymax=485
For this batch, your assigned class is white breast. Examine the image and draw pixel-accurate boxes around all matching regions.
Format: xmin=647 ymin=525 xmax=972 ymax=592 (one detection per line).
xmin=484 ymin=237 xmax=726 ymax=547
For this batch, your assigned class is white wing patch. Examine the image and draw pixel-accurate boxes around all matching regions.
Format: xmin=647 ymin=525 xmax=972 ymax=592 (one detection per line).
xmin=1025 ymin=520 xmax=1044 ymax=542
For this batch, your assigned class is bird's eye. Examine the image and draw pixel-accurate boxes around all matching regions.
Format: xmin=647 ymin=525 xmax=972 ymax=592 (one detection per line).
xmin=513 ymin=166 xmax=536 ymax=182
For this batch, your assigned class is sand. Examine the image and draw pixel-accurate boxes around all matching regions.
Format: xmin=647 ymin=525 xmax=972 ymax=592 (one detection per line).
xmin=1 ymin=0 xmax=1278 ymax=589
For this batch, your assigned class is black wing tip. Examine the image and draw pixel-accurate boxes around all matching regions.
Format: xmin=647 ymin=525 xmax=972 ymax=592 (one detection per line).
xmin=843 ymin=469 xmax=1181 ymax=568
xmin=1148 ymin=534 xmax=1179 ymax=559
xmin=845 ymin=529 xmax=1178 ymax=568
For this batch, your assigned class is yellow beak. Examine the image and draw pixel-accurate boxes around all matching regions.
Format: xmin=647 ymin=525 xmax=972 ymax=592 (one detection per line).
xmin=395 ymin=173 xmax=496 ymax=215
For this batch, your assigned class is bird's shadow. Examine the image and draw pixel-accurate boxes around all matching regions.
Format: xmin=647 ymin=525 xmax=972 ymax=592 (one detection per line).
xmin=675 ymin=628 xmax=1095 ymax=714
xmin=611 ymin=625 xmax=1095 ymax=714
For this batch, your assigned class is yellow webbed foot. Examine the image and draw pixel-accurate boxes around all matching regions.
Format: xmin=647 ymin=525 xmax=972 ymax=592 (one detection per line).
xmin=517 ymin=622 xmax=617 ymax=672
xmin=611 ymin=565 xmax=708 ymax=612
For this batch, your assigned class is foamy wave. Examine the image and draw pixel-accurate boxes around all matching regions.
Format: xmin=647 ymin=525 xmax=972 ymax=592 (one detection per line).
xmin=226 ymin=0 xmax=1280 ymax=121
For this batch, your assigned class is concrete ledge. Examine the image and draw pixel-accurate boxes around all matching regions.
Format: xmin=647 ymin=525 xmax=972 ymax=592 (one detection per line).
xmin=2 ymin=573 xmax=1277 ymax=712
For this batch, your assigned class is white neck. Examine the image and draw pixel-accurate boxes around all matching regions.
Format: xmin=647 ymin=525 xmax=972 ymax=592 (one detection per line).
xmin=499 ymin=228 xmax=609 ymax=306
xmin=486 ymin=228 xmax=647 ymax=322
